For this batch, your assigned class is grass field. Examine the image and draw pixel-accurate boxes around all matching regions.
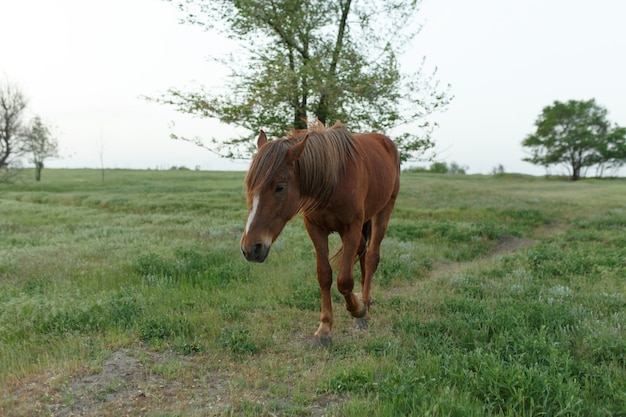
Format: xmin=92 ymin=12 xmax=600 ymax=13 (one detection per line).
xmin=1 ymin=169 xmax=625 ymax=416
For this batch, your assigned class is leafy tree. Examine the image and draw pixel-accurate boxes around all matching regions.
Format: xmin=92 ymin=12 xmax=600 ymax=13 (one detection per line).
xmin=429 ymin=161 xmax=448 ymax=174
xmin=153 ymin=0 xmax=451 ymax=161
xmin=0 ymin=79 xmax=28 ymax=169
xmin=447 ymin=161 xmax=467 ymax=175
xmin=522 ymin=99 xmax=626 ymax=180
xmin=22 ymin=116 xmax=59 ymax=181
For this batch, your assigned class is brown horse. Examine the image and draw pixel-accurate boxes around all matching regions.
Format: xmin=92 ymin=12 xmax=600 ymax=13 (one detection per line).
xmin=240 ymin=121 xmax=400 ymax=345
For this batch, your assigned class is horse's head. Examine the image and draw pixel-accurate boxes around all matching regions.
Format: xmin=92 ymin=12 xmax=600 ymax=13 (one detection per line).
xmin=240 ymin=130 xmax=308 ymax=263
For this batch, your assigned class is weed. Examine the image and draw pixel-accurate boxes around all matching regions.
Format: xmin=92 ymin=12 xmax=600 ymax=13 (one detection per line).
xmin=219 ymin=326 xmax=258 ymax=356
xmin=139 ymin=315 xmax=192 ymax=342
xmin=328 ymin=366 xmax=376 ymax=394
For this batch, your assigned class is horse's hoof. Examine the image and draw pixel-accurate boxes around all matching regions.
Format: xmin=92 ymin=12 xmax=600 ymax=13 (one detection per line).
xmin=313 ymin=335 xmax=332 ymax=348
xmin=354 ymin=316 xmax=369 ymax=331
xmin=352 ymin=293 xmax=368 ymax=318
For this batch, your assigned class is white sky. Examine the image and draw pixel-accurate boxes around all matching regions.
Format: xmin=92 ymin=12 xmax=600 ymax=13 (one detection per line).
xmin=1 ymin=0 xmax=625 ymax=175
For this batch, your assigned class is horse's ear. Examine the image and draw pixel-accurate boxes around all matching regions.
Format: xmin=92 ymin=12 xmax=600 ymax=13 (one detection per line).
xmin=285 ymin=134 xmax=308 ymax=163
xmin=257 ymin=130 xmax=268 ymax=149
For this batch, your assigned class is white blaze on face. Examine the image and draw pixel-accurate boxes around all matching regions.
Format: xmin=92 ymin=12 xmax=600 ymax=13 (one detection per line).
xmin=245 ymin=194 xmax=259 ymax=234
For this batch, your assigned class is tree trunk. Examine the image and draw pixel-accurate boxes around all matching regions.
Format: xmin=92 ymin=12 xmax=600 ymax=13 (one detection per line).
xmin=571 ymin=161 xmax=581 ymax=181
xmin=316 ymin=95 xmax=327 ymax=126
xmin=1 ymin=130 xmax=10 ymax=167
xmin=35 ymin=161 xmax=43 ymax=181
xmin=287 ymin=47 xmax=307 ymax=130
xmin=294 ymin=83 xmax=308 ymax=129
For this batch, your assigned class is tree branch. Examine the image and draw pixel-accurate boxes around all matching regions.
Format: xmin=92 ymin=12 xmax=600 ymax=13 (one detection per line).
xmin=316 ymin=0 xmax=352 ymax=124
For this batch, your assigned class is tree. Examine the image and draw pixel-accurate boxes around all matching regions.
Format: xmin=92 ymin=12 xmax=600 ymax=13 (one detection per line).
xmin=490 ymin=164 xmax=505 ymax=176
xmin=447 ymin=161 xmax=467 ymax=175
xmin=0 ymin=79 xmax=28 ymax=169
xmin=153 ymin=0 xmax=451 ymax=161
xmin=429 ymin=161 xmax=448 ymax=174
xmin=428 ymin=161 xmax=467 ymax=174
xmin=22 ymin=116 xmax=59 ymax=181
xmin=522 ymin=99 xmax=626 ymax=180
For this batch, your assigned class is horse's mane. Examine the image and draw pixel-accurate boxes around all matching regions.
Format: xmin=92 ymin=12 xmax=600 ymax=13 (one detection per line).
xmin=245 ymin=121 xmax=358 ymax=213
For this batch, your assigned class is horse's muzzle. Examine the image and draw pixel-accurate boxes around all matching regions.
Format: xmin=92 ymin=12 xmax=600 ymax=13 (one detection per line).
xmin=241 ymin=242 xmax=270 ymax=263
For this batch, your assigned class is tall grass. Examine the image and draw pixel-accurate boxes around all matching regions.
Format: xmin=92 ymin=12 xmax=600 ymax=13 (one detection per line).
xmin=1 ymin=169 xmax=624 ymax=415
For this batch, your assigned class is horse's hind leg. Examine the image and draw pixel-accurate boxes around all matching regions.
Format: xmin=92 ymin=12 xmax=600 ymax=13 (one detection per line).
xmin=361 ymin=198 xmax=397 ymax=312
xmin=357 ymin=220 xmax=371 ymax=289
xmin=351 ymin=244 xmax=368 ymax=331
xmin=354 ymin=222 xmax=370 ymax=330
xmin=336 ymin=224 xmax=368 ymax=320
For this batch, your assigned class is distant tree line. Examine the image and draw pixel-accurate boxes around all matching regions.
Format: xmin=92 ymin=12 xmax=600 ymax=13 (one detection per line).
xmin=0 ymin=79 xmax=59 ymax=182
xmin=404 ymin=161 xmax=468 ymax=174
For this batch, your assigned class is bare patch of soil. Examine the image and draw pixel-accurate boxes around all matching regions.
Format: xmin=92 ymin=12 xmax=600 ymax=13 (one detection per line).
xmin=3 ymin=349 xmax=337 ymax=417
xmin=488 ymin=235 xmax=535 ymax=256
xmin=3 ymin=350 xmax=235 ymax=417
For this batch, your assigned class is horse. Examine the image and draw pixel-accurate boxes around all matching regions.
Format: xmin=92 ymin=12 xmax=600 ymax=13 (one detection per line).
xmin=240 ymin=121 xmax=400 ymax=345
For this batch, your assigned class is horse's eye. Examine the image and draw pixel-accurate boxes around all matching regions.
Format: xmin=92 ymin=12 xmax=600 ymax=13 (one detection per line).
xmin=274 ymin=184 xmax=285 ymax=193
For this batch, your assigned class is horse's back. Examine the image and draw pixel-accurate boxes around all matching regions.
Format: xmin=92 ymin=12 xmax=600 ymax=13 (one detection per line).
xmin=355 ymin=132 xmax=399 ymax=161
xmin=353 ymin=132 xmax=400 ymax=182
xmin=353 ymin=132 xmax=400 ymax=216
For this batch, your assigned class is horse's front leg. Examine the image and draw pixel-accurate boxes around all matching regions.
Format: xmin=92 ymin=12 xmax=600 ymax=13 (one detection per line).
xmin=304 ymin=220 xmax=333 ymax=345
xmin=337 ymin=226 xmax=367 ymax=320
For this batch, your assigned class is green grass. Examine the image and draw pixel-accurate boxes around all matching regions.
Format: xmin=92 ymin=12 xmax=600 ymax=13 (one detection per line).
xmin=1 ymin=169 xmax=625 ymax=416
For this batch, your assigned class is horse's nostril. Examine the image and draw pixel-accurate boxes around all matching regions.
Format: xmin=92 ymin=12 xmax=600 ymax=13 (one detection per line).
xmin=241 ymin=242 xmax=270 ymax=263
xmin=253 ymin=243 xmax=263 ymax=257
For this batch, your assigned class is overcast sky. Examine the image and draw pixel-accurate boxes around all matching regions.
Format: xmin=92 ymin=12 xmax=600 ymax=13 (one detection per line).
xmin=2 ymin=0 xmax=625 ymax=175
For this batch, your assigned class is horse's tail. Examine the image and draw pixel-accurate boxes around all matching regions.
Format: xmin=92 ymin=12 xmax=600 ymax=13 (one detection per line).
xmin=330 ymin=220 xmax=372 ymax=270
